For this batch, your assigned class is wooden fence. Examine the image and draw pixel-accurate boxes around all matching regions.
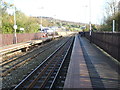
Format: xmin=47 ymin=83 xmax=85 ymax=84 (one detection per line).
xmin=84 ymin=32 xmax=120 ymax=62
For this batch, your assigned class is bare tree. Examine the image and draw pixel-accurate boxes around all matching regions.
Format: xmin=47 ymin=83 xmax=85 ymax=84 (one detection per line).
xmin=118 ymin=1 xmax=120 ymax=12
xmin=105 ymin=0 xmax=118 ymax=16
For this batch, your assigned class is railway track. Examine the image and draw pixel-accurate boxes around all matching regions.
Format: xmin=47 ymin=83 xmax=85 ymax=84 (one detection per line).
xmin=13 ymin=36 xmax=74 ymax=89
xmin=1 ymin=37 xmax=69 ymax=77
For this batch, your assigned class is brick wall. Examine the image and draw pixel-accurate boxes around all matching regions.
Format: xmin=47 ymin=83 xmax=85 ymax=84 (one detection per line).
xmin=0 ymin=32 xmax=44 ymax=47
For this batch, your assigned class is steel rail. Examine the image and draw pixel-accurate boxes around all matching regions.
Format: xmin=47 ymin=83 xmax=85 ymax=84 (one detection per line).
xmin=1 ymin=37 xmax=60 ymax=65
xmin=26 ymin=38 xmax=73 ymax=88
xmin=1 ymin=40 xmax=53 ymax=66
xmin=49 ymin=37 xmax=74 ymax=89
xmin=1 ymin=37 xmax=68 ymax=77
xmin=38 ymin=40 xmax=71 ymax=88
xmin=26 ymin=55 xmax=59 ymax=88
xmin=13 ymin=37 xmax=72 ymax=89
xmin=1 ymin=45 xmax=53 ymax=77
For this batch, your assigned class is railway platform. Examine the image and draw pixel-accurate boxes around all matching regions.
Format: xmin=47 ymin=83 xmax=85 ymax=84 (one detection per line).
xmin=0 ymin=36 xmax=53 ymax=56
xmin=64 ymin=35 xmax=120 ymax=89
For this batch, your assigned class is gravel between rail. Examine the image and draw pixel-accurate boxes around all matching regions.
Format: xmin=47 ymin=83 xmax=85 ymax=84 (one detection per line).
xmin=2 ymin=36 xmax=72 ymax=89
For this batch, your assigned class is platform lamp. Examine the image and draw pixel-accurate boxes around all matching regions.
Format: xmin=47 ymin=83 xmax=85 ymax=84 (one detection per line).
xmin=89 ymin=0 xmax=91 ymax=35
xmin=13 ymin=3 xmax=17 ymax=44
xmin=39 ymin=7 xmax=44 ymax=31
xmin=89 ymin=0 xmax=92 ymax=43
xmin=53 ymin=15 xmax=56 ymax=39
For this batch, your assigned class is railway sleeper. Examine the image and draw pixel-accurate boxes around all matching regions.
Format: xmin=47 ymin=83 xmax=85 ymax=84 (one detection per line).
xmin=13 ymin=36 xmax=74 ymax=89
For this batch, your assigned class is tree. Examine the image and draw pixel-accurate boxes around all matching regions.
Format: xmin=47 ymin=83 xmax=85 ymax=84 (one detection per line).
xmin=99 ymin=0 xmax=120 ymax=32
xmin=1 ymin=2 xmax=40 ymax=34
xmin=1 ymin=1 xmax=15 ymax=33
xmin=99 ymin=12 xmax=120 ymax=32
xmin=118 ymin=1 xmax=120 ymax=12
xmin=91 ymin=24 xmax=97 ymax=30
xmin=105 ymin=0 xmax=118 ymax=17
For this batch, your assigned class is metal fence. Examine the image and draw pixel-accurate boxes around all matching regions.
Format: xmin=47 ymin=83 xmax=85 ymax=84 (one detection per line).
xmin=85 ymin=32 xmax=120 ymax=62
xmin=0 ymin=33 xmax=44 ymax=47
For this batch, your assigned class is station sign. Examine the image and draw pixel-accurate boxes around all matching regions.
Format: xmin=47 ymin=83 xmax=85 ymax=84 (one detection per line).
xmin=20 ymin=28 xmax=24 ymax=31
xmin=13 ymin=25 xmax=17 ymax=29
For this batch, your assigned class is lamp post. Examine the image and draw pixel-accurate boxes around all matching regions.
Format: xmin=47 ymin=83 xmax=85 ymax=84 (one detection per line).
xmin=89 ymin=0 xmax=92 ymax=35
xmin=82 ymin=5 xmax=88 ymax=31
xmin=82 ymin=5 xmax=88 ymax=22
xmin=89 ymin=0 xmax=92 ymax=43
xmin=39 ymin=7 xmax=44 ymax=31
xmin=52 ymin=15 xmax=56 ymax=39
xmin=13 ymin=4 xmax=17 ymax=44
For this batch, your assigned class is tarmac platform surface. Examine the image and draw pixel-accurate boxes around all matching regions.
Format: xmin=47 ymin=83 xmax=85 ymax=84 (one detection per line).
xmin=64 ymin=34 xmax=120 ymax=89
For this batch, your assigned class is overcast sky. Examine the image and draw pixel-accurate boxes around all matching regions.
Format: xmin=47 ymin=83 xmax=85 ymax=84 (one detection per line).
xmin=3 ymin=0 xmax=120 ymax=24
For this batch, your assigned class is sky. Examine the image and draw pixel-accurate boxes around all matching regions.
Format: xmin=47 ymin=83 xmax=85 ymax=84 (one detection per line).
xmin=2 ymin=0 xmax=120 ymax=24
